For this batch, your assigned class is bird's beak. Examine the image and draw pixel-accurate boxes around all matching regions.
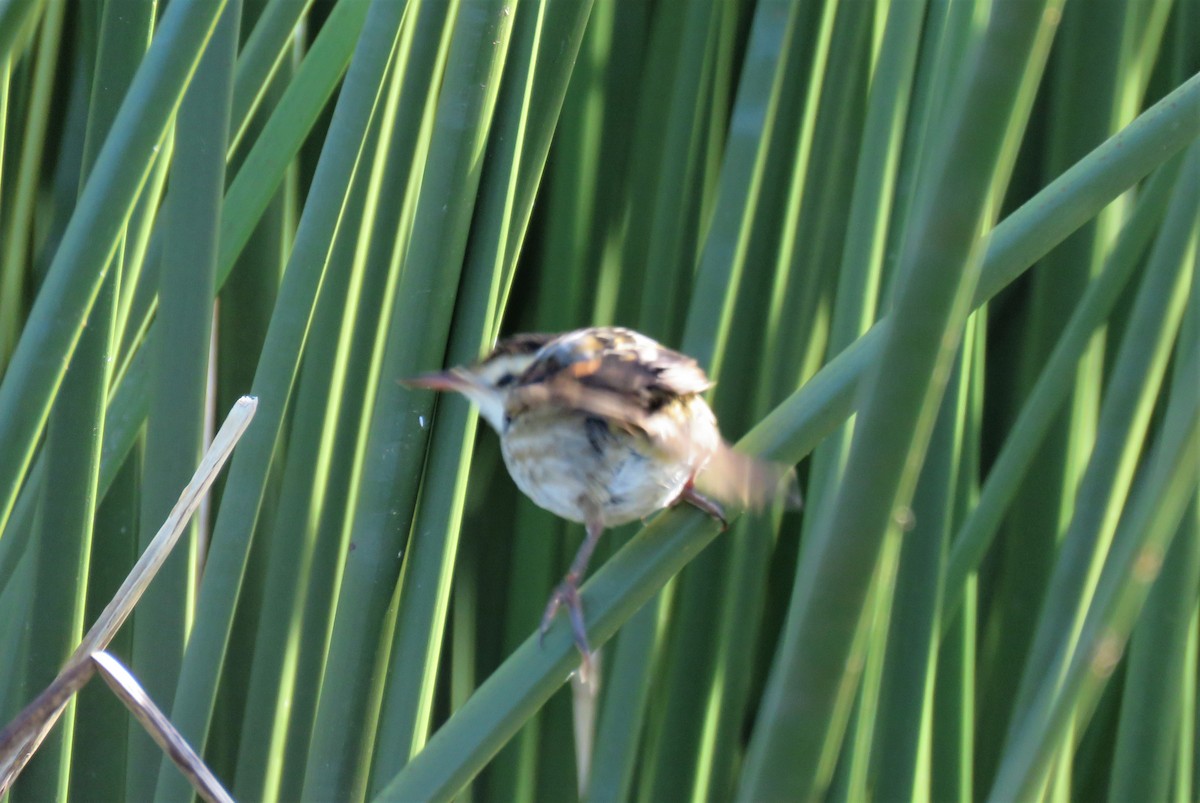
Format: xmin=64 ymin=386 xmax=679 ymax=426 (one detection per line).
xmin=401 ymin=369 xmax=472 ymax=392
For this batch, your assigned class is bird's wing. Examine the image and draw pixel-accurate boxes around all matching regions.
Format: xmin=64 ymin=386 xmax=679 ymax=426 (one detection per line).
xmin=509 ymin=327 xmax=711 ymax=434
xmin=510 ymin=327 xmax=802 ymax=513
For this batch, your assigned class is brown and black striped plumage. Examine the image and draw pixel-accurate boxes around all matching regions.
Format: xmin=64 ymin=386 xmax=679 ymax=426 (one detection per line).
xmin=407 ymin=326 xmax=799 ymax=672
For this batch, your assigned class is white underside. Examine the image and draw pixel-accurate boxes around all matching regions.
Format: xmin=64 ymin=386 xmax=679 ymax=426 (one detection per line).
xmin=501 ymin=406 xmax=715 ymax=527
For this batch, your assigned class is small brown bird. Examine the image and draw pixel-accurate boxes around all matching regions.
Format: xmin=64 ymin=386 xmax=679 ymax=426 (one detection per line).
xmin=408 ymin=327 xmax=799 ymax=674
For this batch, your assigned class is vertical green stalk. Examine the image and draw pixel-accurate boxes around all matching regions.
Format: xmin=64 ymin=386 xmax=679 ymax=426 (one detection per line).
xmin=0 ymin=55 xmax=11 ymax=363
xmin=0 ymin=0 xmax=63 ymax=372
xmin=765 ymin=0 xmax=869 ymax=394
xmin=233 ymin=141 xmax=366 ymax=803
xmin=679 ymin=0 xmax=795 ymax=375
xmin=1178 ymin=607 xmax=1198 ymax=801
xmin=615 ymin=3 xmax=803 ymax=794
xmin=870 ymin=321 xmax=973 ymax=799
xmin=484 ymin=5 xmax=598 ymax=794
xmin=990 ymin=321 xmax=1199 ymax=802
xmin=114 ymin=0 xmax=369 ymax=373
xmin=995 ymin=151 xmax=1199 ymax=800
xmin=737 ymin=4 xmax=1059 ymax=799
xmin=12 ymin=0 xmax=146 ymax=795
xmin=0 ymin=545 xmax=35 ymax=725
xmin=154 ymin=1 xmax=408 ymax=798
xmin=747 ymin=0 xmax=833 ymax=391
xmin=637 ymin=4 xmax=756 ymax=799
xmin=0 ymin=0 xmax=226 ymax=536
xmin=534 ymin=0 xmax=618 ymax=331
xmin=833 ymin=525 xmax=902 ymax=803
xmin=633 ymin=0 xmax=720 ymax=343
xmin=286 ymin=7 xmax=458 ymax=797
xmin=930 ymin=312 xmax=986 ymax=803
xmin=786 ymin=2 xmax=926 ymax=794
xmin=1005 ymin=148 xmax=1199 ymax=753
xmin=112 ymin=135 xmax=173 ymax=357
xmin=369 ymin=1 xmax=539 ymax=789
xmin=0 ymin=0 xmax=45 ymax=64
xmin=227 ymin=0 xmax=316 ymax=154
xmin=268 ymin=5 xmax=453 ymax=799
xmin=70 ymin=445 xmax=141 ymax=799
xmin=299 ymin=1 xmax=517 ymax=798
xmin=981 ymin=3 xmax=1132 ymax=784
xmin=940 ymin=156 xmax=1181 ymax=622
xmin=488 ymin=501 xmax=563 ymax=802
xmin=1109 ymin=490 xmax=1200 ymax=800
xmin=125 ymin=1 xmax=235 ymax=798
xmin=15 ymin=129 xmax=114 ymax=803
xmin=231 ymin=17 xmax=402 ymax=799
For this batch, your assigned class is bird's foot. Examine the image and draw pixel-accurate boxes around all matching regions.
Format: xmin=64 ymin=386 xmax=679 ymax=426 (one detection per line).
xmin=540 ymin=576 xmax=595 ymax=681
xmin=674 ymin=482 xmax=728 ymax=531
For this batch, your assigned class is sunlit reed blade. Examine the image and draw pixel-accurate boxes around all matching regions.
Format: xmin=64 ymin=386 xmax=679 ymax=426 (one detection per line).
xmin=0 ymin=396 xmax=258 ymax=791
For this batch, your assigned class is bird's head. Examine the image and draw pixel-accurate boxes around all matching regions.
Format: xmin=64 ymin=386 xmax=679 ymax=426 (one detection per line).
xmin=404 ymin=333 xmax=554 ymax=433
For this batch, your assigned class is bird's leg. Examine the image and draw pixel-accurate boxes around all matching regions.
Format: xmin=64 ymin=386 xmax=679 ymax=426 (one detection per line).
xmin=541 ymin=518 xmax=605 ymax=680
xmin=674 ymin=479 xmax=728 ymax=531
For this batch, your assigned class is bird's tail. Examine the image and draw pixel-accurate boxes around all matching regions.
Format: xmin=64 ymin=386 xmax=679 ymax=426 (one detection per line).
xmin=695 ymin=442 xmax=802 ymax=512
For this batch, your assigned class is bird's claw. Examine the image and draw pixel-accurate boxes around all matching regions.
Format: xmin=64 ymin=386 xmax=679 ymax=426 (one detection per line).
xmin=674 ymin=483 xmax=728 ymax=531
xmin=540 ymin=579 xmax=595 ymax=681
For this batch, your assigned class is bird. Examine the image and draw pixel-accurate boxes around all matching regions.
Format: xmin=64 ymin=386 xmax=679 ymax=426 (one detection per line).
xmin=407 ymin=326 xmax=800 ymax=677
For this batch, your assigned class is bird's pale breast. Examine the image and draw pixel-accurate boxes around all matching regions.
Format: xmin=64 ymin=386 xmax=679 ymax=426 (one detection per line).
xmin=501 ymin=398 xmax=718 ymax=527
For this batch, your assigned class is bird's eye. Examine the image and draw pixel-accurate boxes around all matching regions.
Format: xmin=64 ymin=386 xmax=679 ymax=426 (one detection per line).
xmin=496 ymin=373 xmax=515 ymax=388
